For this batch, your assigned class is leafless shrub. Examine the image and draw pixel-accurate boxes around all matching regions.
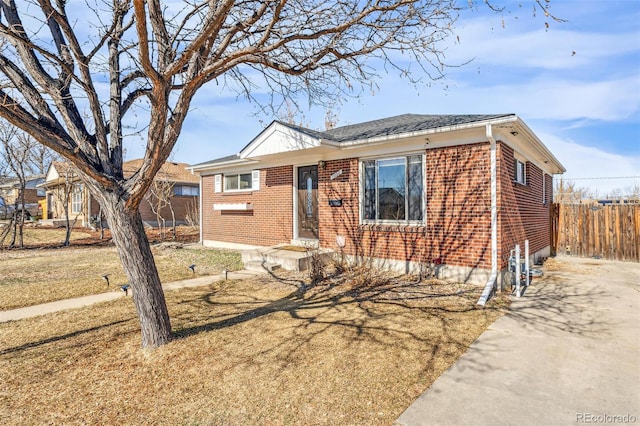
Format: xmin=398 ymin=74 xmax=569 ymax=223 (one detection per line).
xmin=184 ymin=198 xmax=199 ymax=229
xmin=306 ymin=247 xmax=326 ymax=285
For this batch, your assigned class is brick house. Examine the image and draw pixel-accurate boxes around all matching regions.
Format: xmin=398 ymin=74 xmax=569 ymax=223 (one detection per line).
xmin=41 ymin=159 xmax=199 ymax=228
xmin=0 ymin=175 xmax=45 ymax=219
xmin=189 ymin=114 xmax=565 ymax=284
xmin=0 ymin=175 xmax=45 ymax=205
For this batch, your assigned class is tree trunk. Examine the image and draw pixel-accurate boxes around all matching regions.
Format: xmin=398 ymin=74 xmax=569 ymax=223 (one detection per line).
xmin=63 ymin=194 xmax=71 ymax=247
xmin=17 ymin=189 xmax=25 ymax=248
xmin=9 ymin=209 xmax=17 ymax=248
xmin=170 ymin=205 xmax=176 ymax=241
xmin=101 ymin=200 xmax=173 ymax=347
xmin=98 ymin=207 xmax=104 ymax=239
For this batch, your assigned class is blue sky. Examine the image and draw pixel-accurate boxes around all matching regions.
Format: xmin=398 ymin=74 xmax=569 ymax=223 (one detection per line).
xmin=145 ymin=0 xmax=640 ymax=197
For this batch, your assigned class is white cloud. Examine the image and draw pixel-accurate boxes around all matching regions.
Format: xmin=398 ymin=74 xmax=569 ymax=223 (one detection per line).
xmin=539 ymin=132 xmax=640 ymax=196
xmin=446 ymin=18 xmax=639 ymax=71
xmin=456 ymin=76 xmax=639 ymax=121
xmin=328 ymin=72 xmax=639 ymax=124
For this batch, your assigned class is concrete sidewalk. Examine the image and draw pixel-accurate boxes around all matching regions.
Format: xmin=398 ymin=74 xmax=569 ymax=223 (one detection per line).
xmin=0 ymin=270 xmax=262 ymax=323
xmin=396 ymin=256 xmax=640 ymax=426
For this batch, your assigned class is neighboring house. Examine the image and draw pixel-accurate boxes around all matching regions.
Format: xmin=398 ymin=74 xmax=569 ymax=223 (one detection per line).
xmin=40 ymin=160 xmax=199 ymax=228
xmin=189 ymin=114 xmax=565 ymax=284
xmin=0 ymin=175 xmax=45 ymax=219
xmin=0 ymin=174 xmax=45 ymax=205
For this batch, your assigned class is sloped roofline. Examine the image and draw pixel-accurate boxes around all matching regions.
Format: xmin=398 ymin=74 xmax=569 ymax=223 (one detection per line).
xmin=188 ymin=113 xmax=565 ymax=174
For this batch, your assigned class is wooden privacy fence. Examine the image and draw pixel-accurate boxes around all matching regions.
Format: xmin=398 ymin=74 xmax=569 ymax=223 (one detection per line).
xmin=552 ymin=203 xmax=640 ymax=262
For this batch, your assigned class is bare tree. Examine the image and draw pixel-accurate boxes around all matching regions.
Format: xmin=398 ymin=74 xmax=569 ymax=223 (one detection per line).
xmin=60 ymin=167 xmax=81 ymax=246
xmin=27 ymin=144 xmax=59 ymax=176
xmin=0 ymin=125 xmax=38 ymax=248
xmin=0 ymin=0 xmax=559 ymax=348
xmin=144 ymin=174 xmax=175 ymax=241
xmin=554 ymin=179 xmax=596 ymax=204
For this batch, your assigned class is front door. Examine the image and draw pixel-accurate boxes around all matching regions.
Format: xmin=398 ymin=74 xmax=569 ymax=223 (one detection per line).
xmin=297 ymin=165 xmax=318 ymax=239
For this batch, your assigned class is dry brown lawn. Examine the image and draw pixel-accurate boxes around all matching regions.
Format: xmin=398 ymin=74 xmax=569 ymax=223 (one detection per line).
xmin=0 ymin=268 xmax=508 ymax=425
xmin=0 ymin=228 xmax=242 ymax=310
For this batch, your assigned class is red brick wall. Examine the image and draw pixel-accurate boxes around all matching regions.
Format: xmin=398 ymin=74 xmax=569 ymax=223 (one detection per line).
xmin=425 ymin=143 xmax=493 ymax=269
xmin=318 ymin=143 xmax=493 ymax=270
xmin=201 ymin=142 xmax=552 ymax=271
xmin=498 ymin=143 xmax=551 ymax=267
xmin=138 ymin=194 xmax=198 ymax=224
xmin=202 ymin=165 xmax=293 ymax=246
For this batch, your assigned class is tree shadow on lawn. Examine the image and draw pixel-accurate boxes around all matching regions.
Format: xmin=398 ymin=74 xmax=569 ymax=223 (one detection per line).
xmin=170 ymin=269 xmax=503 ymax=374
xmin=1 ymin=261 xmax=611 ymax=377
xmin=0 ymin=318 xmax=134 ymax=357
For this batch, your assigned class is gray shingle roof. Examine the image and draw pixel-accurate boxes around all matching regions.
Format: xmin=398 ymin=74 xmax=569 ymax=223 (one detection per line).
xmin=190 ymin=154 xmax=240 ymax=168
xmin=323 ymin=114 xmax=514 ymax=142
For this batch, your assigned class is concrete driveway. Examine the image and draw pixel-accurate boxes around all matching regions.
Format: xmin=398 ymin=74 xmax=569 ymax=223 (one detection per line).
xmin=396 ymin=256 xmax=640 ymax=426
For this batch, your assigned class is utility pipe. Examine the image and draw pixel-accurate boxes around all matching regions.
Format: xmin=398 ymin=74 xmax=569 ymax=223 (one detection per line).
xmin=515 ymin=244 xmax=521 ymax=298
xmin=525 ymin=239 xmax=530 ymax=288
xmin=478 ymin=124 xmax=498 ymax=306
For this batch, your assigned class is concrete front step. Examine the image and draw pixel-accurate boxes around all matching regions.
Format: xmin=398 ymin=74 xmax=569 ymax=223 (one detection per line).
xmin=241 ymin=245 xmax=333 ymax=272
xmin=244 ymin=260 xmax=281 ymax=273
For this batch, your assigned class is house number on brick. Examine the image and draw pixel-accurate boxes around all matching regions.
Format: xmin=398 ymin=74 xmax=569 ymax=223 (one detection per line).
xmin=330 ymin=169 xmax=343 ymax=180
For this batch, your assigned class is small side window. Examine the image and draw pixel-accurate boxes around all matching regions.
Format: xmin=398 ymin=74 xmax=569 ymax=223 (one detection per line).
xmin=514 ymin=159 xmax=526 ymax=185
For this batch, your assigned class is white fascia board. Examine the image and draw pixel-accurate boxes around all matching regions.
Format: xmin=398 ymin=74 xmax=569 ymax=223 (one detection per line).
xmin=239 ymin=122 xmax=321 ymax=159
xmin=188 ymin=159 xmax=259 ymax=175
xmin=514 ymin=118 xmax=566 ymax=174
xmin=493 ymin=118 xmax=566 ymax=175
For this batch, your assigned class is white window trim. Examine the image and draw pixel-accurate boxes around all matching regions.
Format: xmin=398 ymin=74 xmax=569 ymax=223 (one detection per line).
xmin=359 ymin=153 xmax=426 ymax=225
xmin=223 ymin=171 xmax=254 ymax=193
xmin=71 ymin=185 xmax=83 ymax=214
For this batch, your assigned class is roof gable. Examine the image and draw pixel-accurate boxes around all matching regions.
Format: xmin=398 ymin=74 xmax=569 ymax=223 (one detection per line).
xmin=45 ymin=161 xmax=64 ymax=182
xmin=123 ymin=159 xmax=199 ymax=184
xmin=239 ymin=121 xmax=325 ymax=159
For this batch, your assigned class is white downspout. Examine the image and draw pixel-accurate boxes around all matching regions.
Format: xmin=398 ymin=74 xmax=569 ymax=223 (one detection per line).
xmin=478 ymin=123 xmax=498 ymax=306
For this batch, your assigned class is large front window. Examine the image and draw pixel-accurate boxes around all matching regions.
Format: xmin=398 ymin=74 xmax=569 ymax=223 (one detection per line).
xmin=362 ymin=155 xmax=424 ymax=222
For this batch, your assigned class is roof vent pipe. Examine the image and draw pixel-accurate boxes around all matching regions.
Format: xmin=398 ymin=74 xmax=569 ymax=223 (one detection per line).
xmin=478 ymin=124 xmax=498 ymax=306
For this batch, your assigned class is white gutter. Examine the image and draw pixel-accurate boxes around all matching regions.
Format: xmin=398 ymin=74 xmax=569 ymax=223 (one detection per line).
xmin=478 ymin=123 xmax=499 ymax=306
